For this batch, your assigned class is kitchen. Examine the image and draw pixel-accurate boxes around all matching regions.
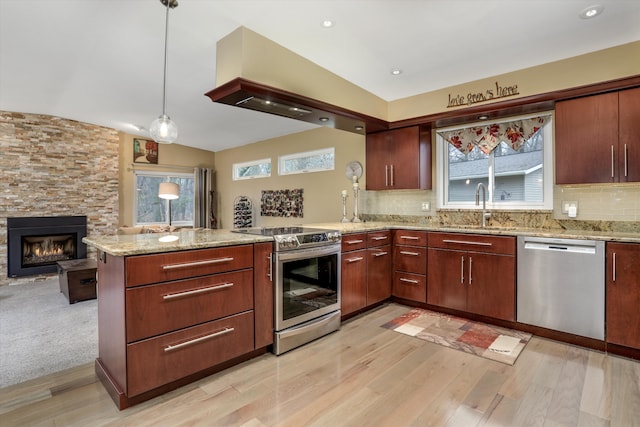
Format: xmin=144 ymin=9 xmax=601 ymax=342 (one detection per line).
xmin=1 ymin=1 xmax=640 ymax=425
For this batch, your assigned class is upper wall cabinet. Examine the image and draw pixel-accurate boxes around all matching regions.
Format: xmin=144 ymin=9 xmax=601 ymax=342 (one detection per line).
xmin=555 ymin=87 xmax=640 ymax=184
xmin=365 ymin=126 xmax=431 ymax=190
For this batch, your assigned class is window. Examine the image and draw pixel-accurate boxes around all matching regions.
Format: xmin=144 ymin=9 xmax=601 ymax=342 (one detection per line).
xmin=278 ymin=147 xmax=335 ymax=175
xmin=232 ymin=158 xmax=271 ymax=180
xmin=436 ymin=113 xmax=553 ymax=210
xmin=134 ymin=171 xmax=194 ymax=226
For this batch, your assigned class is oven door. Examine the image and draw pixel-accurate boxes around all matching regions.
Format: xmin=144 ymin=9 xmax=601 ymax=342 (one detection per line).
xmin=274 ymin=243 xmax=341 ymax=332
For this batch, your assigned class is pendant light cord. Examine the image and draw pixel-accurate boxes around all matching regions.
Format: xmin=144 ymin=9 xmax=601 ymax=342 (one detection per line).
xmin=161 ymin=0 xmax=170 ymax=116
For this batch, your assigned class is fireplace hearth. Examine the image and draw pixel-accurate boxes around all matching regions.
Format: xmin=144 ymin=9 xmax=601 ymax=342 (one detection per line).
xmin=7 ymin=216 xmax=87 ymax=278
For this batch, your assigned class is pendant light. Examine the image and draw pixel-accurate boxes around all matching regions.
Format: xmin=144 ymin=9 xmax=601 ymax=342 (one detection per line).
xmin=149 ymin=0 xmax=178 ymax=144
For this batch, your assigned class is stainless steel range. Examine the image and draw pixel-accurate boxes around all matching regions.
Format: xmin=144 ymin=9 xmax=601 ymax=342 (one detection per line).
xmin=234 ymin=226 xmax=341 ymax=354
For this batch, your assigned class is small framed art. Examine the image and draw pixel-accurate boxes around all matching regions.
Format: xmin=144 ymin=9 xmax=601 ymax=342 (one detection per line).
xmin=133 ymin=138 xmax=159 ymax=164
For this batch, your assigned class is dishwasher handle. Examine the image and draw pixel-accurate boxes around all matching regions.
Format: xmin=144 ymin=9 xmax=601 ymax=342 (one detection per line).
xmin=523 ymin=240 xmax=597 ymax=255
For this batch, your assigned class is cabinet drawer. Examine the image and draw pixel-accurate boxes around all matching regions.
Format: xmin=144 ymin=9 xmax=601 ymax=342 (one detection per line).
xmin=394 ymin=245 xmax=427 ymax=275
xmin=367 ymin=230 xmax=391 ymax=247
xmin=126 ymin=245 xmax=253 ymax=287
xmin=393 ymin=272 xmax=426 ymax=303
xmin=342 ymin=233 xmax=367 ymax=252
xmin=394 ymin=230 xmax=428 ymax=247
xmin=126 ymin=269 xmax=254 ymax=342
xmin=428 ymin=232 xmax=515 ymax=255
xmin=126 ymin=311 xmax=254 ymax=397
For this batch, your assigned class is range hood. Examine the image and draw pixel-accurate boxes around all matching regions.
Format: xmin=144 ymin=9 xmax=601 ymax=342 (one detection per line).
xmin=205 ymin=78 xmax=387 ymax=135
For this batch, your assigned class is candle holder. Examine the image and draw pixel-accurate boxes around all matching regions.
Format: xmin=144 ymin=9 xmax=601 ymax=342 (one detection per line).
xmin=341 ymin=193 xmax=349 ymax=223
xmin=352 ymin=185 xmax=361 ymax=223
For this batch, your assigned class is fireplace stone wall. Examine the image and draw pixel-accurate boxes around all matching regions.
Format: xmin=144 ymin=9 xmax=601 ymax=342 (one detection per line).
xmin=0 ymin=111 xmax=119 ymax=285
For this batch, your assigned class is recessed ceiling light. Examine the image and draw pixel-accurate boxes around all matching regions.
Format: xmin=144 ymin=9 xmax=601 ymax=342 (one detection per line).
xmin=579 ymin=4 xmax=604 ymax=19
xmin=391 ymin=69 xmax=402 ymax=76
xmin=478 ymin=115 xmax=489 ymax=120
xmin=319 ymin=117 xmax=329 ymax=122
xmin=322 ymin=19 xmax=334 ymax=28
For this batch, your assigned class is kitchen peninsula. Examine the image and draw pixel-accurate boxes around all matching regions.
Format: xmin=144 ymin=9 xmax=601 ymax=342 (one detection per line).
xmin=84 ymin=222 xmax=640 ymax=409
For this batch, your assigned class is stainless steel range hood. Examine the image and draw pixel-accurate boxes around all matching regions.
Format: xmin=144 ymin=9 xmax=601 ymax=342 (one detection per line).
xmin=205 ymin=78 xmax=388 ymax=135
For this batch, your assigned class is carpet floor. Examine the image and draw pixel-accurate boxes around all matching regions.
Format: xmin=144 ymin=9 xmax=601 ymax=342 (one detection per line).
xmin=0 ymin=278 xmax=97 ymax=388
xmin=382 ymin=308 xmax=531 ymax=365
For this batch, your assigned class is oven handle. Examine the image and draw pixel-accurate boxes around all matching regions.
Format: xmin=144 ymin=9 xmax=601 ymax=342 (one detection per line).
xmin=274 ymin=243 xmax=341 ymax=262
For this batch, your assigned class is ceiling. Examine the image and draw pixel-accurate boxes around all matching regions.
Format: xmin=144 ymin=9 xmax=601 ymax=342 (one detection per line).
xmin=1 ymin=0 xmax=638 ymax=152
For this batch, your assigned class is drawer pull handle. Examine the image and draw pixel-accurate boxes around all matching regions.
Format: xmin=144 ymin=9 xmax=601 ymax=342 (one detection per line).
xmin=400 ymin=251 xmax=420 ymax=256
xmin=400 ymin=235 xmax=420 ymax=240
xmin=80 ymin=278 xmax=96 ymax=285
xmin=346 ymin=239 xmax=364 ymax=245
xmin=162 ymin=257 xmax=234 ymax=270
xmin=373 ymin=251 xmax=388 ymax=257
xmin=164 ymin=327 xmax=235 ymax=352
xmin=163 ymin=282 xmax=233 ymax=300
xmin=371 ymin=236 xmax=388 ymax=241
xmin=347 ymin=256 xmax=364 ymax=263
xmin=442 ymin=239 xmax=492 ymax=247
xmin=400 ymin=277 xmax=419 ymax=284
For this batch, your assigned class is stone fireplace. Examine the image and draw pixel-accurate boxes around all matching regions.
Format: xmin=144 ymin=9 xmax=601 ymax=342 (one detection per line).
xmin=7 ymin=216 xmax=87 ymax=278
xmin=0 ymin=111 xmax=119 ymax=285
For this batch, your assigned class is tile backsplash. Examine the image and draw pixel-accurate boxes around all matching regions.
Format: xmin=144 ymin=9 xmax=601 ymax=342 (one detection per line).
xmin=362 ymin=184 xmax=640 ymax=223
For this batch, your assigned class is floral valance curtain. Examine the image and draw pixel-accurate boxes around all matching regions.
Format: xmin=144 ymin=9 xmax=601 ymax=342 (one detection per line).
xmin=438 ymin=115 xmax=550 ymax=154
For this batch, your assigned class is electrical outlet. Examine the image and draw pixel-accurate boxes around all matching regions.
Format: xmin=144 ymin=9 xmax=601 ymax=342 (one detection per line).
xmin=421 ymin=202 xmax=430 ymax=211
xmin=561 ymin=201 xmax=578 ymax=214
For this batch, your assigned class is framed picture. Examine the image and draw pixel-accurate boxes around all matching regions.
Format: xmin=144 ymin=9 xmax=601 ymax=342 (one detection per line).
xmin=133 ymin=138 xmax=159 ymax=164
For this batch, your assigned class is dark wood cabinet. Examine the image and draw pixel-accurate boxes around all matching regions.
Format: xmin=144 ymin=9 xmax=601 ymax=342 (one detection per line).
xmin=253 ymin=242 xmax=274 ymax=349
xmin=427 ymin=232 xmax=515 ymax=321
xmin=341 ymin=233 xmax=367 ymax=316
xmin=392 ymin=230 xmax=427 ymax=303
xmin=366 ymin=230 xmax=392 ymax=305
xmin=95 ymin=243 xmax=263 ymax=409
xmin=366 ymin=126 xmax=431 ymax=190
xmin=619 ymin=87 xmax=640 ymax=183
xmin=606 ymin=242 xmax=640 ymax=350
xmin=556 ymin=87 xmax=640 ymax=184
xmin=340 ymin=231 xmax=392 ymax=316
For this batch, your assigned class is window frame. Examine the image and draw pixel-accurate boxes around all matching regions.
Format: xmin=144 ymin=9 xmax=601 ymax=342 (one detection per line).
xmin=232 ymin=158 xmax=272 ymax=181
xmin=133 ymin=170 xmax=195 ymax=227
xmin=436 ymin=112 xmax=554 ymax=211
xmin=278 ymin=147 xmax=335 ymax=176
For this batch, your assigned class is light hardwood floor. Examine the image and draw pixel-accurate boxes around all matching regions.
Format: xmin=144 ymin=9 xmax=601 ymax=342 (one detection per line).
xmin=1 ymin=303 xmax=639 ymax=426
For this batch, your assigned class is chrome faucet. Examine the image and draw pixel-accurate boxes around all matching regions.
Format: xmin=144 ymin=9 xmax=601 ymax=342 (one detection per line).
xmin=475 ymin=183 xmax=491 ymax=227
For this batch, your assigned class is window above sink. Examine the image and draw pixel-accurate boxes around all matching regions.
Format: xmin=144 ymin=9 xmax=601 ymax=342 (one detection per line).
xmin=436 ymin=112 xmax=554 ymax=211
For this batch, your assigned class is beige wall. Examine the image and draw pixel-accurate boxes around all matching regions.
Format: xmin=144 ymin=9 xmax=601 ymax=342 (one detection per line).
xmin=389 ymin=41 xmax=640 ymax=121
xmin=213 ymin=37 xmax=640 ymax=224
xmin=118 ymin=134 xmax=216 ymax=227
xmin=216 ymin=27 xmax=388 ymax=119
xmin=214 ymin=127 xmax=364 ymax=229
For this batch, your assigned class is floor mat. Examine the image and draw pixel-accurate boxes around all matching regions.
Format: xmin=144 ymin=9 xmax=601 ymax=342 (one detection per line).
xmin=382 ymin=308 xmax=531 ymax=365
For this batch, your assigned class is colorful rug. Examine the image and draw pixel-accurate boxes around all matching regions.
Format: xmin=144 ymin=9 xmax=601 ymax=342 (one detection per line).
xmin=382 ymin=308 xmax=531 ymax=365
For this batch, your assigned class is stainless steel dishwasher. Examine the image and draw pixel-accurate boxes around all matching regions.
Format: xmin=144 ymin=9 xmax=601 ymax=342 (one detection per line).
xmin=517 ymin=236 xmax=605 ymax=340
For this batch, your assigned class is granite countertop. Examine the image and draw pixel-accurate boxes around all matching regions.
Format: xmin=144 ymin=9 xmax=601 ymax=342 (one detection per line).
xmin=83 ymin=229 xmax=272 ymax=256
xmin=84 ymin=221 xmax=640 ymax=257
xmin=312 ymin=222 xmax=640 ymax=244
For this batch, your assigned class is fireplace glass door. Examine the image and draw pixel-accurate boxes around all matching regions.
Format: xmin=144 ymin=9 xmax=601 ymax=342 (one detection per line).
xmin=21 ymin=233 xmax=76 ymax=267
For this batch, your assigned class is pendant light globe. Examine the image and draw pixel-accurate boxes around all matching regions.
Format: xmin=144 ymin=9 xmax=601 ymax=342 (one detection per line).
xmin=150 ymin=0 xmax=178 ymax=144
xmin=150 ymin=114 xmax=178 ymax=143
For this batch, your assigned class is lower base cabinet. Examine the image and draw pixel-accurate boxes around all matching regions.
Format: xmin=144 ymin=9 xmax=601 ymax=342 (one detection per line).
xmin=606 ymin=242 xmax=640 ymax=350
xmin=427 ymin=233 xmax=515 ymax=321
xmin=341 ymin=231 xmax=392 ymax=316
xmin=96 ymin=243 xmax=270 ymax=409
xmin=367 ymin=244 xmax=392 ymax=305
xmin=126 ymin=311 xmax=254 ymax=396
